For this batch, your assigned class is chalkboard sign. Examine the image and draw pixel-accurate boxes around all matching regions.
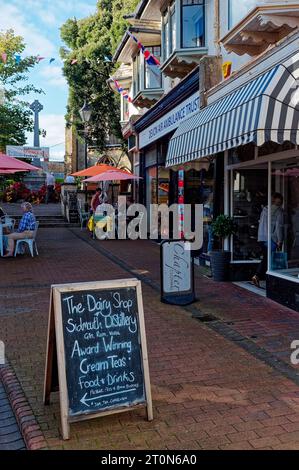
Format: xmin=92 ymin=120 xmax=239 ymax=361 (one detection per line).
xmin=160 ymin=240 xmax=196 ymax=305
xmin=44 ymin=279 xmax=153 ymax=440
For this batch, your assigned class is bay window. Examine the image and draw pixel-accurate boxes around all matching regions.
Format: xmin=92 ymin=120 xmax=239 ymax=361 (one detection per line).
xmin=162 ymin=2 xmax=176 ymax=61
xmin=181 ymin=0 xmax=205 ymax=48
xmin=145 ymin=46 xmax=162 ymax=89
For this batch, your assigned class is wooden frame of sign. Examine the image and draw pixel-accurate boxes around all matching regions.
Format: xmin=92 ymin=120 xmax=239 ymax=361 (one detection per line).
xmin=43 ymin=278 xmax=153 ymax=440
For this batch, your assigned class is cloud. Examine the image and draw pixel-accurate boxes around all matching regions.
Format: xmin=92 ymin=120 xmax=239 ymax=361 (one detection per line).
xmin=39 ymin=65 xmax=67 ymax=88
xmin=26 ymin=113 xmax=65 ymax=160
xmin=0 ymin=3 xmax=56 ymax=56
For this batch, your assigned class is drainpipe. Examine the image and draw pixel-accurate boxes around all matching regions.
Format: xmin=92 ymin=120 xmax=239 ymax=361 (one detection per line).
xmin=214 ymin=0 xmax=221 ymax=57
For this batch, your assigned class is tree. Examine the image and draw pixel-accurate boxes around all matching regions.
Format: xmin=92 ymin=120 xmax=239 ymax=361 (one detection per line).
xmin=60 ymin=0 xmax=139 ymax=153
xmin=0 ymin=29 xmax=43 ymax=151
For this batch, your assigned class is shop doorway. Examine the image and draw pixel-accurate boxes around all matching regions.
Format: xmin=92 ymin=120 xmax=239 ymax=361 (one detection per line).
xmin=226 ymin=152 xmax=299 ymax=299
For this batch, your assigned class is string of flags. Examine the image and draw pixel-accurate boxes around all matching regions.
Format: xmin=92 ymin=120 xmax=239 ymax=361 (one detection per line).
xmin=0 ymin=53 xmax=57 ymax=65
xmin=127 ymin=31 xmax=160 ymax=67
xmin=0 ymin=30 xmax=160 ymax=104
xmin=111 ymin=78 xmax=132 ymax=103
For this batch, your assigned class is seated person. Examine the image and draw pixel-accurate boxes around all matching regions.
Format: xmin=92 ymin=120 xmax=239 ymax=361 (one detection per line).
xmin=4 ymin=202 xmax=36 ymax=257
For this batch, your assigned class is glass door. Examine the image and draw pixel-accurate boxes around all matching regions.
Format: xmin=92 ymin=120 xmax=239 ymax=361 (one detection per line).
xmin=270 ymin=158 xmax=299 ymax=279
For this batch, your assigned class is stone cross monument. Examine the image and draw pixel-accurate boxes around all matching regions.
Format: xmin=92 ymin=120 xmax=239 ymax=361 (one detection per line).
xmin=29 ymin=99 xmax=43 ymax=147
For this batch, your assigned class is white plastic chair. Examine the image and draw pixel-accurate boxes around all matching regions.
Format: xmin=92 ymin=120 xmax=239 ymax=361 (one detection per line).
xmin=14 ymin=221 xmax=39 ymax=257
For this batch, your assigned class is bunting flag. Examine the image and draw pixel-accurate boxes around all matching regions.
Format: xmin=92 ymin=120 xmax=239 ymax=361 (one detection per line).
xmin=37 ymin=56 xmax=45 ymax=63
xmin=15 ymin=54 xmax=21 ymax=65
xmin=49 ymin=58 xmax=55 ymax=64
xmin=111 ymin=77 xmax=132 ymax=103
xmin=1 ymin=53 xmax=7 ymax=64
xmin=127 ymin=31 xmax=160 ymax=67
xmin=71 ymin=59 xmax=78 ymax=65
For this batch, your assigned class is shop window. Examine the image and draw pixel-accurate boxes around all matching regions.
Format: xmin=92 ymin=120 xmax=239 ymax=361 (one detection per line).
xmin=181 ymin=0 xmax=205 ymax=48
xmin=269 ymin=158 xmax=299 ymax=279
xmin=144 ymin=46 xmax=162 ymax=89
xmin=232 ymin=169 xmax=268 ymax=261
xmin=158 ymin=168 xmax=170 ymax=205
xmin=228 ymin=0 xmax=257 ymax=29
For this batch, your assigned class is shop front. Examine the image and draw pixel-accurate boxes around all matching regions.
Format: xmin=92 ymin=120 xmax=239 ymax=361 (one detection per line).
xmin=136 ymin=67 xmax=225 ymax=253
xmin=166 ymin=46 xmax=299 ymax=311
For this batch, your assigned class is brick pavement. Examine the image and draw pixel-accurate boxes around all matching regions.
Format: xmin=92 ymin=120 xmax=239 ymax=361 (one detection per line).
xmin=82 ymin=235 xmax=299 ymax=375
xmin=0 ymin=379 xmax=25 ymax=450
xmin=1 ymin=228 xmax=299 ymax=449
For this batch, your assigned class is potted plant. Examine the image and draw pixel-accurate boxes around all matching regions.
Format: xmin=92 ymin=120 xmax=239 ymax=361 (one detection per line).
xmin=210 ymin=215 xmax=235 ymax=281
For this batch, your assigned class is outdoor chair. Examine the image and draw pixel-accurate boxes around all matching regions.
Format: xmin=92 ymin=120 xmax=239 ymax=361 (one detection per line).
xmin=14 ymin=221 xmax=39 ymax=257
xmin=77 ymin=199 xmax=89 ymax=230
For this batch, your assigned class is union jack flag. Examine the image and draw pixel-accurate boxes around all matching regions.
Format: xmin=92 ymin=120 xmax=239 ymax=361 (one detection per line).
xmin=127 ymin=31 xmax=160 ymax=67
xmin=112 ymin=78 xmax=132 ymax=103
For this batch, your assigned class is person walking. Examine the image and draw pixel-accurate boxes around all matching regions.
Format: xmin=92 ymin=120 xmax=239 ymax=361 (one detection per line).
xmin=252 ymin=192 xmax=284 ymax=287
xmin=4 ymin=202 xmax=36 ymax=257
xmin=45 ymin=172 xmax=55 ymax=204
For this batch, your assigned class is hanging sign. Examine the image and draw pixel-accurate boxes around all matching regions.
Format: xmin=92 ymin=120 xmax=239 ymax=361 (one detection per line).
xmin=44 ymin=278 xmax=153 ymax=440
xmin=160 ymin=240 xmax=196 ymax=306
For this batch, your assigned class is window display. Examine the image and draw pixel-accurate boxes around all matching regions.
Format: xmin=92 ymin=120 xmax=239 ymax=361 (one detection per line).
xmin=232 ymin=169 xmax=268 ymax=261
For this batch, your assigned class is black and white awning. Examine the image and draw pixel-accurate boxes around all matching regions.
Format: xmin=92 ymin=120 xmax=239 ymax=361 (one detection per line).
xmin=166 ymin=54 xmax=299 ymax=167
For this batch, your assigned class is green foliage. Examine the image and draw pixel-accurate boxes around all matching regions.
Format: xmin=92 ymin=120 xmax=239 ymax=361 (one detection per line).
xmin=0 ymin=29 xmax=43 ymax=151
xmin=60 ymin=0 xmax=139 ymax=153
xmin=211 ymin=215 xmax=236 ymax=250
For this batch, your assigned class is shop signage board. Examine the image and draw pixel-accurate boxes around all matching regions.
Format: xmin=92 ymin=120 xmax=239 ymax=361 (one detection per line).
xmin=160 ymin=240 xmax=196 ymax=306
xmin=139 ymin=92 xmax=199 ymax=149
xmin=44 ymin=279 xmax=153 ymax=440
xmin=6 ymin=146 xmax=50 ymax=160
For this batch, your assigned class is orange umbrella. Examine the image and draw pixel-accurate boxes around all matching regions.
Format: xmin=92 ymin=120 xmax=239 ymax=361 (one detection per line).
xmin=71 ymin=164 xmax=130 ymax=177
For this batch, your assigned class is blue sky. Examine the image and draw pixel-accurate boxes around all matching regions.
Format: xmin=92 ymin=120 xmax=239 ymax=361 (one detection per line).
xmin=0 ymin=0 xmax=97 ymax=160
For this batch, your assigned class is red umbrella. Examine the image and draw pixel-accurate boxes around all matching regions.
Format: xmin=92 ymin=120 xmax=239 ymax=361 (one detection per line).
xmin=0 ymin=153 xmax=40 ymax=172
xmin=83 ymin=170 xmax=141 ymax=182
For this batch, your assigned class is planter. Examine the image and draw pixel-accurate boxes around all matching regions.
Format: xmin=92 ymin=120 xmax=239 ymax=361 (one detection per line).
xmin=210 ymin=250 xmax=231 ymax=281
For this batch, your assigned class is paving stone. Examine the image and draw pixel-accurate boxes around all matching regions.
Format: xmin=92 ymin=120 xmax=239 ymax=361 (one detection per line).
xmin=1 ymin=228 xmax=299 ymax=450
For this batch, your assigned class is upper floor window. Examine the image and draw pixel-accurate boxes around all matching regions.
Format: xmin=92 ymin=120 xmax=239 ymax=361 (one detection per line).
xmin=145 ymin=46 xmax=162 ymax=89
xmin=228 ymin=0 xmax=256 ymax=29
xmin=181 ymin=0 xmax=205 ymax=48
xmin=133 ymin=53 xmax=141 ymax=96
xmin=162 ymin=2 xmax=176 ymax=60
xmin=133 ymin=46 xmax=162 ymax=96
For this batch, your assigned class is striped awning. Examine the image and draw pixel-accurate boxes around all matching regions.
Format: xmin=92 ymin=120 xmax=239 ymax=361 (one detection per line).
xmin=166 ymin=53 xmax=299 ymax=167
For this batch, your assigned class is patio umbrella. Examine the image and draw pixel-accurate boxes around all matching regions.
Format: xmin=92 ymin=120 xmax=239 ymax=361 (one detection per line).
xmin=83 ymin=170 xmax=141 ymax=182
xmin=0 ymin=153 xmax=40 ymax=172
xmin=71 ymin=164 xmax=130 ymax=177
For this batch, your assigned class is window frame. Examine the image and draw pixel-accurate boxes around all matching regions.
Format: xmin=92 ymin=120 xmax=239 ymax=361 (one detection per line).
xmin=144 ymin=46 xmax=162 ymax=90
xmin=162 ymin=1 xmax=176 ymax=62
xmin=181 ymin=0 xmax=205 ymax=49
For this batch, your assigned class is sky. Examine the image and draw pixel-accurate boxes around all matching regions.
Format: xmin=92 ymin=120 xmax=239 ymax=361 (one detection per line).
xmin=0 ymin=0 xmax=98 ymax=160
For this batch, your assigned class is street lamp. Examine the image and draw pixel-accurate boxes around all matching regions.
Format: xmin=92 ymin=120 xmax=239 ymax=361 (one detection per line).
xmin=79 ymin=100 xmax=92 ymax=124
xmin=79 ymin=100 xmax=92 ymax=170
xmin=79 ymin=100 xmax=92 ymax=209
